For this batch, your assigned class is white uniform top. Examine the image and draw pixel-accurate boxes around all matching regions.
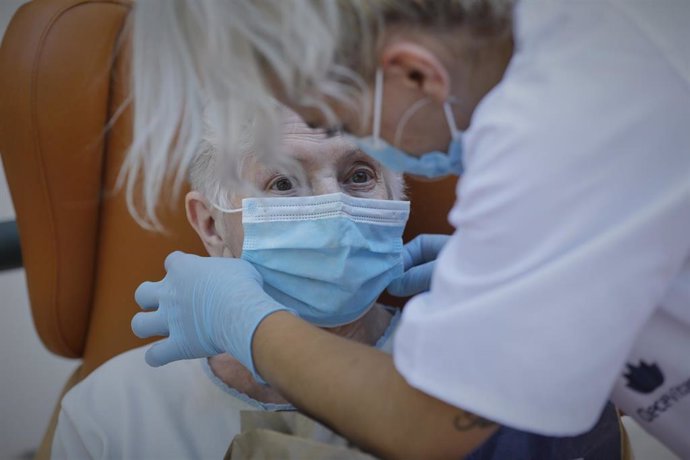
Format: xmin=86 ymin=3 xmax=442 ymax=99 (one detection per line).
xmin=394 ymin=1 xmax=690 ymax=457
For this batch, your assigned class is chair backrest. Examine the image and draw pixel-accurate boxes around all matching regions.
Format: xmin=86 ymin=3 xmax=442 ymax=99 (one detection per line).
xmin=0 ymin=0 xmax=458 ymax=379
xmin=0 ymin=0 xmax=205 ymax=378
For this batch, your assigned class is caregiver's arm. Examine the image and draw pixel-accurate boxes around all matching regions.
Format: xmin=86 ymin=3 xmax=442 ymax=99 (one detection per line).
xmin=132 ymin=253 xmax=497 ymax=458
xmin=253 ymin=311 xmax=498 ymax=460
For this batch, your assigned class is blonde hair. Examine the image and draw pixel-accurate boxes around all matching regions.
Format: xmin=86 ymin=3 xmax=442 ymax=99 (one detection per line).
xmin=125 ymin=0 xmax=511 ymax=228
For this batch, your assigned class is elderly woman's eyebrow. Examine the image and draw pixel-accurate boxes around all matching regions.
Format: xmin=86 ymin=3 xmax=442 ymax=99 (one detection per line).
xmin=337 ymin=148 xmax=379 ymax=167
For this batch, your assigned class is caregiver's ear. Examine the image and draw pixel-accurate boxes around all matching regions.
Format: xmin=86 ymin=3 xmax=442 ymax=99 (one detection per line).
xmin=185 ymin=190 xmax=226 ymax=257
xmin=380 ymin=41 xmax=451 ymax=102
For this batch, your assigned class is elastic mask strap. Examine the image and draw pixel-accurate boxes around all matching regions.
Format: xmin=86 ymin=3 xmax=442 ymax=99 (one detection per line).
xmin=393 ymin=97 xmax=432 ymax=148
xmin=372 ymin=68 xmax=384 ymax=148
xmin=443 ymin=101 xmax=461 ymax=139
xmin=212 ymin=203 xmax=242 ymax=214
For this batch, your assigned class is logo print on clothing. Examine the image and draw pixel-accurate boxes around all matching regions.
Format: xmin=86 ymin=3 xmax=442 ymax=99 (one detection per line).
xmin=624 ymin=361 xmax=664 ymax=394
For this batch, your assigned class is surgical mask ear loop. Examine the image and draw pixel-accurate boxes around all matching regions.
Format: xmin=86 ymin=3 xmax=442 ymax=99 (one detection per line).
xmin=372 ymin=68 xmax=384 ymax=148
xmin=374 ymin=66 xmax=461 ymax=147
xmin=393 ymin=97 xmax=432 ymax=148
xmin=212 ymin=203 xmax=242 ymax=214
xmin=394 ymin=98 xmax=460 ymax=148
xmin=443 ymin=100 xmax=461 ymax=139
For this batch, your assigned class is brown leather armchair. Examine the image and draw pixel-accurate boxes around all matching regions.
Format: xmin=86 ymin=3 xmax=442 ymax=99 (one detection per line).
xmin=0 ymin=0 xmax=457 ymax=457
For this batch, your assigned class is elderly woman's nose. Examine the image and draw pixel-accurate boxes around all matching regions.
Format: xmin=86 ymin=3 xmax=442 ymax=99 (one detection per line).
xmin=311 ymin=177 xmax=342 ymax=196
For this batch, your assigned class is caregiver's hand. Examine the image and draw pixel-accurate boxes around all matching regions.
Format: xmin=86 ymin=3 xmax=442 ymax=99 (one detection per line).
xmin=387 ymin=234 xmax=451 ymax=297
xmin=131 ymin=251 xmax=292 ymax=376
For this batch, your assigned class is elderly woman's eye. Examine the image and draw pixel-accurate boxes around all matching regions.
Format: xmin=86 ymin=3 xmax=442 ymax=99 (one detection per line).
xmin=348 ymin=168 xmax=374 ymax=184
xmin=324 ymin=124 xmax=344 ymax=138
xmin=269 ymin=176 xmax=294 ymax=191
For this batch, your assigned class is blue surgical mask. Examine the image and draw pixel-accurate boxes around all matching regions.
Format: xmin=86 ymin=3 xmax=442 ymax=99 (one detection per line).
xmin=214 ymin=193 xmax=409 ymax=327
xmin=349 ymin=68 xmax=464 ymax=178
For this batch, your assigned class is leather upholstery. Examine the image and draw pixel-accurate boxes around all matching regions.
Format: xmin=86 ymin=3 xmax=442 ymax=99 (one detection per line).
xmin=0 ymin=0 xmax=457 ymax=380
xmin=0 ymin=0 xmax=205 ymax=378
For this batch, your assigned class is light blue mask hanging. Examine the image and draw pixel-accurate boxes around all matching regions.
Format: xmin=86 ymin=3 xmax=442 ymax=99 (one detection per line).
xmin=349 ymin=68 xmax=464 ymax=179
xmin=215 ymin=193 xmax=409 ymax=327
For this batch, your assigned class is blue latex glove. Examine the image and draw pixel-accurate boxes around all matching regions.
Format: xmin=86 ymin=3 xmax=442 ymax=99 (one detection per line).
xmin=131 ymin=251 xmax=293 ymax=377
xmin=387 ymin=234 xmax=451 ymax=297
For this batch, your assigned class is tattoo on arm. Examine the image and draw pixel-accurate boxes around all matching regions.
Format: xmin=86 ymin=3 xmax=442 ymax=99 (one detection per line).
xmin=453 ymin=410 xmax=497 ymax=431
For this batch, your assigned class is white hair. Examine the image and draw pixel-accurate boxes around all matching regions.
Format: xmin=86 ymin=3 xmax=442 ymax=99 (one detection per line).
xmin=124 ymin=0 xmax=511 ymax=229
xmin=123 ymin=0 xmax=358 ymax=229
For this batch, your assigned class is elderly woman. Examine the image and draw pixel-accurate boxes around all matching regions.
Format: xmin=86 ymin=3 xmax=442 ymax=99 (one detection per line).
xmin=53 ymin=111 xmax=406 ymax=459
xmin=129 ymin=1 xmax=690 ymax=458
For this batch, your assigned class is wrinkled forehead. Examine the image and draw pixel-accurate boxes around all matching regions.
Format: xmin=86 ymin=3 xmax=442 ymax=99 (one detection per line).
xmin=243 ymin=110 xmax=360 ymax=173
xmin=281 ymin=109 xmax=325 ymax=138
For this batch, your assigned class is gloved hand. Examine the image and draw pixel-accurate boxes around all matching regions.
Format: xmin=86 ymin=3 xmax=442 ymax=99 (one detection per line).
xmin=131 ymin=251 xmax=293 ymax=377
xmin=387 ymin=234 xmax=451 ymax=297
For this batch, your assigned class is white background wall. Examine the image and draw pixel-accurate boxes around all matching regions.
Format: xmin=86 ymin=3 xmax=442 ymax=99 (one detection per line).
xmin=0 ymin=1 xmax=681 ymax=459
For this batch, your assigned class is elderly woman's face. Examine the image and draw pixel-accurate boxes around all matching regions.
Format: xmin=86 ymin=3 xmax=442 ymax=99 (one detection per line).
xmin=217 ymin=114 xmax=393 ymax=257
